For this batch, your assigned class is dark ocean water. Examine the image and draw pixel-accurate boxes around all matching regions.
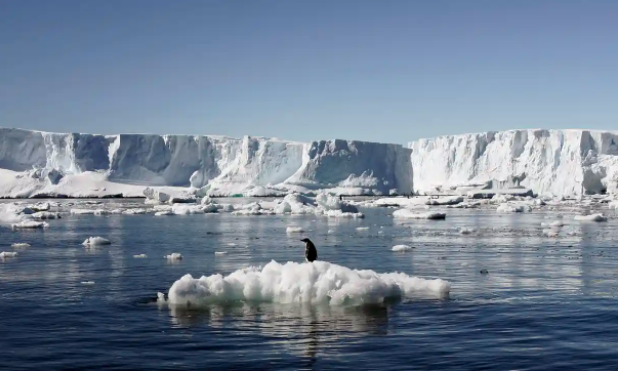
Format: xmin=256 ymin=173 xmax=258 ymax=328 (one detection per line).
xmin=2 ymin=201 xmax=618 ymax=370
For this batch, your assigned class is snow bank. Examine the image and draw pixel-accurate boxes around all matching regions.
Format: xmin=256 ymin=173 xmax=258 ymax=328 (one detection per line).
xmin=82 ymin=237 xmax=111 ymax=246
xmin=392 ymin=209 xmax=447 ymax=220
xmin=162 ymin=260 xmax=449 ymax=307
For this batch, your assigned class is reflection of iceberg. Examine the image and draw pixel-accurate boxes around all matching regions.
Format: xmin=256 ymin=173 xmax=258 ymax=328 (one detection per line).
xmin=162 ymin=260 xmax=450 ymax=307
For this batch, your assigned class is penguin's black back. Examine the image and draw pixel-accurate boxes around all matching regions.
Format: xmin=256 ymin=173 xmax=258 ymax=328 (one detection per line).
xmin=305 ymin=240 xmax=318 ymax=262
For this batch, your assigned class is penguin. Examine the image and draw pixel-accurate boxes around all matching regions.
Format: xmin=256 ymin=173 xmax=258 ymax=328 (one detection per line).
xmin=300 ymin=238 xmax=318 ymax=262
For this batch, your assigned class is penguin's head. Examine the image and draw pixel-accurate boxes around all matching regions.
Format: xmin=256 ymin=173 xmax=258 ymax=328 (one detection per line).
xmin=300 ymin=238 xmax=311 ymax=243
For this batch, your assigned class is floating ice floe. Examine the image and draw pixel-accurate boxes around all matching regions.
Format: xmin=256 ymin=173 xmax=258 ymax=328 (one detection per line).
xmin=214 ymin=251 xmax=228 ymax=256
xmin=165 ymin=253 xmax=183 ymax=260
xmin=426 ymin=196 xmax=464 ymax=206
xmin=154 ymin=210 xmax=174 ymax=216
xmin=392 ymin=209 xmax=446 ymax=220
xmin=574 ymin=213 xmax=607 ymax=222
xmin=160 ymin=260 xmax=450 ymax=307
xmin=0 ymin=251 xmax=18 ymax=258
xmin=496 ymin=203 xmax=531 ymax=213
xmin=11 ymin=243 xmax=30 ymax=248
xmin=11 ymin=220 xmax=49 ymax=229
xmin=82 ymin=237 xmax=111 ymax=246
xmin=133 ymin=254 xmax=147 ymax=258
xmin=81 ymin=281 xmax=95 ymax=285
xmin=356 ymin=226 xmax=369 ymax=231
xmin=391 ymin=245 xmax=413 ymax=252
xmin=286 ymin=226 xmax=305 ymax=233
xmin=123 ymin=208 xmax=148 ymax=215
xmin=542 ymin=229 xmax=560 ymax=237
xmin=31 ymin=211 xmax=61 ymax=220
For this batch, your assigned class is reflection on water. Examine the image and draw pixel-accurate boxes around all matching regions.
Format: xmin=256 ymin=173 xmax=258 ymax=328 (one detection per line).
xmin=164 ymin=301 xmax=390 ymax=361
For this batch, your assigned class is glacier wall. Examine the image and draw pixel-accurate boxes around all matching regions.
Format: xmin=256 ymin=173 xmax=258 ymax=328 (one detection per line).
xmin=0 ymin=128 xmax=413 ymax=197
xmin=409 ymin=129 xmax=618 ymax=197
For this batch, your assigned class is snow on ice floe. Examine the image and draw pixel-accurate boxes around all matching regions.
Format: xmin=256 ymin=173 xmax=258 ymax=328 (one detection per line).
xmin=165 ymin=253 xmax=183 ymax=260
xmin=574 ymin=213 xmax=608 ymax=222
xmin=286 ymin=226 xmax=305 ymax=233
xmin=392 ymin=209 xmax=446 ymax=220
xmin=0 ymin=251 xmax=18 ymax=258
xmin=391 ymin=245 xmax=413 ymax=252
xmin=82 ymin=237 xmax=111 ymax=246
xmin=11 ymin=243 xmax=30 ymax=248
xmin=159 ymin=260 xmax=449 ymax=307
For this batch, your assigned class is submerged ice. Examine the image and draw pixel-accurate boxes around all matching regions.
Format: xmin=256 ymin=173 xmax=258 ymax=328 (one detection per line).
xmin=161 ymin=260 xmax=450 ymax=307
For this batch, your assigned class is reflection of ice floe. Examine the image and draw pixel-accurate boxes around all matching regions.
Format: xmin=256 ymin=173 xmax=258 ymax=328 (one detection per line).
xmin=160 ymin=260 xmax=449 ymax=308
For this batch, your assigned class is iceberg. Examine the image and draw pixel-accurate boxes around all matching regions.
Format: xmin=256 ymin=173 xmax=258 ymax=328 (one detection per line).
xmin=410 ymin=129 xmax=618 ymax=197
xmin=0 ymin=128 xmax=413 ymax=198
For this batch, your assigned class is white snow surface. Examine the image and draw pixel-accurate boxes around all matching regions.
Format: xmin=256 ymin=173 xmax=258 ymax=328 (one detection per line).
xmin=410 ymin=129 xmax=618 ymax=197
xmin=162 ymin=260 xmax=449 ymax=307
xmin=0 ymin=128 xmax=413 ymax=198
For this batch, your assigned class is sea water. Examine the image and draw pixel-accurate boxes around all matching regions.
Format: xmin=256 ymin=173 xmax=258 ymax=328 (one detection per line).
xmin=1 ymin=200 xmax=618 ymax=370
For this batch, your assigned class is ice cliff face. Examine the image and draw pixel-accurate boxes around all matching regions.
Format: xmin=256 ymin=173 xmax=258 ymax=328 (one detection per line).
xmin=410 ymin=129 xmax=618 ymax=197
xmin=0 ymin=128 xmax=413 ymax=197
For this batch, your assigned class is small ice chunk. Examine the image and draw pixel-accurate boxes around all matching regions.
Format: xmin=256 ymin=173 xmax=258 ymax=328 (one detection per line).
xmin=214 ymin=251 xmax=228 ymax=255
xmin=356 ymin=226 xmax=369 ymax=231
xmin=82 ymin=237 xmax=111 ymax=246
xmin=133 ymin=254 xmax=147 ymax=258
xmin=550 ymin=221 xmax=564 ymax=227
xmin=459 ymin=227 xmax=476 ymax=235
xmin=286 ymin=226 xmax=305 ymax=233
xmin=165 ymin=253 xmax=183 ymax=260
xmin=543 ymin=229 xmax=559 ymax=237
xmin=0 ymin=251 xmax=18 ymax=258
xmin=574 ymin=213 xmax=608 ymax=222
xmin=11 ymin=243 xmax=30 ymax=248
xmin=154 ymin=210 xmax=174 ymax=216
xmin=81 ymin=281 xmax=95 ymax=285
xmin=157 ymin=292 xmax=166 ymax=303
xmin=391 ymin=245 xmax=413 ymax=252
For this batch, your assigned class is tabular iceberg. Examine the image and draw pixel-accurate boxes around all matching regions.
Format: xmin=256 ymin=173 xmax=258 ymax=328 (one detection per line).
xmin=0 ymin=128 xmax=413 ymax=198
xmin=410 ymin=129 xmax=618 ymax=197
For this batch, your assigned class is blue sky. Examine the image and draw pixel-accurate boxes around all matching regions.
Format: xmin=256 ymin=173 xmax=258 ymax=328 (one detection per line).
xmin=1 ymin=0 xmax=617 ymax=144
